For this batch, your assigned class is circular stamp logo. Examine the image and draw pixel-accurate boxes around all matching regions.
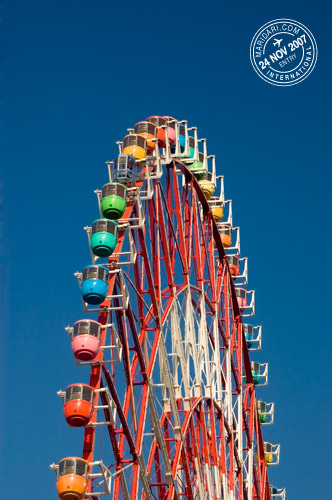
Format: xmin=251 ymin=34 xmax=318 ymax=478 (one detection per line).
xmin=250 ymin=19 xmax=318 ymax=86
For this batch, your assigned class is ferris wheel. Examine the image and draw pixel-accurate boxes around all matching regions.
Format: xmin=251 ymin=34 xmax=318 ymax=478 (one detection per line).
xmin=50 ymin=116 xmax=286 ymax=500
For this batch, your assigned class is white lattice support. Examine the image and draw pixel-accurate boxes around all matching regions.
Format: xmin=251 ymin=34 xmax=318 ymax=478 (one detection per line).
xmin=184 ymin=288 xmax=201 ymax=395
xmin=170 ymin=302 xmax=191 ymax=404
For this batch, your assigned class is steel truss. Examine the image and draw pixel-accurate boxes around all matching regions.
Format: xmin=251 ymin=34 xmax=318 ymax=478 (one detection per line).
xmin=70 ymin=158 xmax=276 ymax=500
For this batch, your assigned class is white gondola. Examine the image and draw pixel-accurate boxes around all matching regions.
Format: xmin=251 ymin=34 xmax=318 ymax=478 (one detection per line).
xmin=270 ymin=486 xmax=286 ymax=499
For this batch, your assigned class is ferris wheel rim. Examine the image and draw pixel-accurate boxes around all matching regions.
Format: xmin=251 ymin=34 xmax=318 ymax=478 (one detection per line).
xmin=101 ymin=159 xmax=242 ymax=498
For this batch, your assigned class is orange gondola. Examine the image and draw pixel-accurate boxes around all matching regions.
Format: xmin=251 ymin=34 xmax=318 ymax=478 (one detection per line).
xmin=134 ymin=121 xmax=157 ymax=154
xmin=63 ymin=384 xmax=94 ymax=427
xmin=56 ymin=457 xmax=89 ymax=500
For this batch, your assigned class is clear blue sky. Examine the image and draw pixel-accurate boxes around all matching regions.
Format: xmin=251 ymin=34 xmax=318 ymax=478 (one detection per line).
xmin=1 ymin=1 xmax=331 ymax=498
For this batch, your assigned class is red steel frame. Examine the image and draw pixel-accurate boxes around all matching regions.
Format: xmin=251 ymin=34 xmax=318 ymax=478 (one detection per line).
xmin=76 ymin=158 xmax=271 ymax=500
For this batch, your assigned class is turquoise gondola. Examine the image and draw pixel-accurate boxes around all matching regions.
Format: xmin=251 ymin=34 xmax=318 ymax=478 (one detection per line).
xmin=90 ymin=219 xmax=118 ymax=257
xmin=243 ymin=324 xmax=254 ymax=348
xmin=251 ymin=361 xmax=261 ymax=385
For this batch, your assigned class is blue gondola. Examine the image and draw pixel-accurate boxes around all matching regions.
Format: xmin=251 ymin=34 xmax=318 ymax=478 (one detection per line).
xmin=80 ymin=265 xmax=110 ymax=304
